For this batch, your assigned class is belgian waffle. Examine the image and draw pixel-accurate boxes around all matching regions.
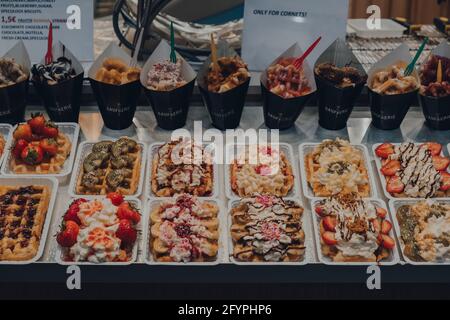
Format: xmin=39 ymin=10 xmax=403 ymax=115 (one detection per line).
xmin=149 ymin=194 xmax=219 ymax=262
xmin=0 ymin=185 xmax=50 ymax=261
xmin=230 ymin=146 xmax=294 ymax=197
xmin=151 ymin=139 xmax=214 ymax=197
xmin=305 ymin=139 xmax=370 ymax=197
xmin=10 ymin=133 xmax=71 ymax=174
xmin=0 ymin=134 xmax=5 ymax=159
xmin=75 ymin=138 xmax=142 ymax=195
xmin=315 ymin=194 xmax=393 ymax=263
xmin=230 ymin=195 xmax=305 ymax=262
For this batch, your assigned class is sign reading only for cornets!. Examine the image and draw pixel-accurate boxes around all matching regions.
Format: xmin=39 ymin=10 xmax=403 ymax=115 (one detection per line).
xmin=0 ymin=0 xmax=93 ymax=63
xmin=242 ymin=0 xmax=349 ymax=71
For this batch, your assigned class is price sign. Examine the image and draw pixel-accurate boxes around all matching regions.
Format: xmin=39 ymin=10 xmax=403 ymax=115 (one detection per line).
xmin=0 ymin=0 xmax=93 ymax=62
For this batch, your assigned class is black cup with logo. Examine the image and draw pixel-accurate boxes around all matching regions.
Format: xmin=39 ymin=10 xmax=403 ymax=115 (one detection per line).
xmin=90 ymin=78 xmax=141 ymax=130
xmin=420 ymin=93 xmax=450 ymax=130
xmin=33 ymin=72 xmax=84 ymax=122
xmin=199 ymin=78 xmax=250 ymax=130
xmin=261 ymin=82 xmax=314 ymax=130
xmin=369 ymin=88 xmax=418 ymax=130
xmin=197 ymin=40 xmax=250 ymax=130
xmin=316 ymin=75 xmax=365 ymax=130
xmin=0 ymin=80 xmax=29 ymax=124
xmin=0 ymin=41 xmax=30 ymax=124
xmin=143 ymin=78 xmax=195 ymax=130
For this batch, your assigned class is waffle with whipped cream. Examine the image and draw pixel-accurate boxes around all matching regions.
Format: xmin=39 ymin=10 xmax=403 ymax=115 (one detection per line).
xmin=149 ymin=194 xmax=220 ymax=262
xmin=60 ymin=198 xmax=137 ymax=263
xmin=230 ymin=145 xmax=294 ymax=197
xmin=314 ymin=194 xmax=395 ymax=263
xmin=151 ymin=139 xmax=214 ymax=197
xmin=231 ymin=195 xmax=305 ymax=262
xmin=10 ymin=133 xmax=71 ymax=174
xmin=0 ymin=185 xmax=51 ymax=261
xmin=396 ymin=200 xmax=450 ymax=263
xmin=305 ymin=139 xmax=371 ymax=197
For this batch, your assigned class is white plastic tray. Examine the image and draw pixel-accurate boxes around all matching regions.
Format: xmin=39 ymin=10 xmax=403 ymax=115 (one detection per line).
xmin=373 ymin=143 xmax=450 ymax=200
xmin=147 ymin=142 xmax=219 ymax=199
xmin=68 ymin=140 xmax=147 ymax=198
xmin=389 ymin=199 xmax=450 ymax=265
xmin=310 ymin=197 xmax=400 ymax=266
xmin=0 ymin=122 xmax=80 ymax=183
xmin=144 ymin=198 xmax=227 ymax=265
xmin=224 ymin=143 xmax=301 ymax=200
xmin=227 ymin=197 xmax=310 ymax=265
xmin=54 ymin=197 xmax=142 ymax=266
xmin=347 ymin=19 xmax=406 ymax=39
xmin=0 ymin=177 xmax=58 ymax=265
xmin=0 ymin=124 xmax=13 ymax=168
xmin=299 ymin=142 xmax=378 ymax=199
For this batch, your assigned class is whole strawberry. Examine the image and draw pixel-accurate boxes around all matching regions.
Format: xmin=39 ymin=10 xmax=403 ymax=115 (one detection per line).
xmin=116 ymin=219 xmax=137 ymax=246
xmin=57 ymin=221 xmax=79 ymax=248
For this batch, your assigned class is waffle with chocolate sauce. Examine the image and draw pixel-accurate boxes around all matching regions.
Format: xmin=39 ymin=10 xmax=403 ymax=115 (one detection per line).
xmin=230 ymin=195 xmax=305 ymax=262
xmin=151 ymin=139 xmax=214 ymax=197
xmin=0 ymin=185 xmax=50 ymax=261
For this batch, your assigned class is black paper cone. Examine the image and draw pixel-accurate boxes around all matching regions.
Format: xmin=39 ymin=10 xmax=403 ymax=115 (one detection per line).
xmin=419 ymin=41 xmax=450 ymax=131
xmin=367 ymin=44 xmax=420 ymax=130
xmin=140 ymin=40 xmax=197 ymax=130
xmin=314 ymin=38 xmax=367 ymax=130
xmin=197 ymin=40 xmax=250 ymax=130
xmin=260 ymin=43 xmax=317 ymax=130
xmin=0 ymin=41 xmax=30 ymax=124
xmin=32 ymin=42 xmax=84 ymax=122
xmin=88 ymin=43 xmax=142 ymax=130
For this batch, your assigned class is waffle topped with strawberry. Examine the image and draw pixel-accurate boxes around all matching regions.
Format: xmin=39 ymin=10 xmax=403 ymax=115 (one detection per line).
xmin=314 ymin=194 xmax=395 ymax=263
xmin=56 ymin=193 xmax=140 ymax=263
xmin=375 ymin=142 xmax=450 ymax=198
xmin=10 ymin=114 xmax=71 ymax=174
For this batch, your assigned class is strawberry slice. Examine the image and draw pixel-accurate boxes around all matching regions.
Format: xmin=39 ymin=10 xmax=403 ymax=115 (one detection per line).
xmin=315 ymin=205 xmax=325 ymax=217
xmin=375 ymin=143 xmax=394 ymax=159
xmin=323 ymin=216 xmax=337 ymax=232
xmin=379 ymin=234 xmax=395 ymax=249
xmin=432 ymin=156 xmax=450 ymax=171
xmin=322 ymin=231 xmax=338 ymax=246
xmin=387 ymin=176 xmax=404 ymax=194
xmin=421 ymin=142 xmax=442 ymax=156
xmin=381 ymin=220 xmax=392 ymax=234
xmin=372 ymin=219 xmax=381 ymax=233
xmin=440 ymin=172 xmax=450 ymax=191
xmin=381 ymin=160 xmax=401 ymax=176
xmin=376 ymin=207 xmax=387 ymax=219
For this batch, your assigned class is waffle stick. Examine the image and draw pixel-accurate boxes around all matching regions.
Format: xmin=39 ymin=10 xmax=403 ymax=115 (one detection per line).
xmin=76 ymin=145 xmax=142 ymax=195
xmin=11 ymin=133 xmax=71 ymax=174
xmin=0 ymin=185 xmax=50 ymax=261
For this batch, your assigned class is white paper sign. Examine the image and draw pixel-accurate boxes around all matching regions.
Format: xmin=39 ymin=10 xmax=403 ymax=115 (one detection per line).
xmin=0 ymin=0 xmax=93 ymax=63
xmin=242 ymin=0 xmax=349 ymax=71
